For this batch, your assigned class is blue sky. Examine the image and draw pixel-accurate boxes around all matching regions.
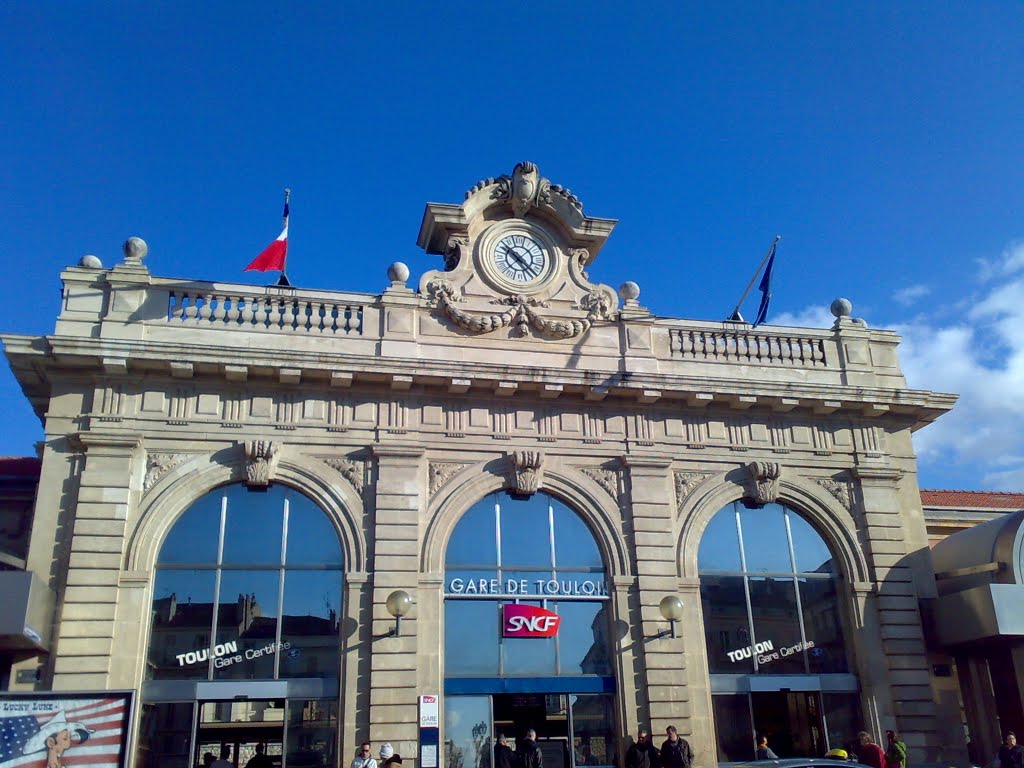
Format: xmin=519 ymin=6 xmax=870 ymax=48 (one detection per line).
xmin=2 ymin=3 xmax=1022 ymax=490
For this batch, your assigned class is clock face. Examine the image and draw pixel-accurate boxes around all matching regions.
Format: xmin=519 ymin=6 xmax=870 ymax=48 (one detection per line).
xmin=493 ymin=233 xmax=548 ymax=284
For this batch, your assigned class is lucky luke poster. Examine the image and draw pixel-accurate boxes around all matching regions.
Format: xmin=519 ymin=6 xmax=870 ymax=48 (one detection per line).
xmin=0 ymin=694 xmax=133 ymax=768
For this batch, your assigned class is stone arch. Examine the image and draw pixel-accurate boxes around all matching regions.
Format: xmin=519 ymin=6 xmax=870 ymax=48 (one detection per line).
xmin=125 ymin=448 xmax=367 ymax=574
xmin=676 ymin=470 xmax=869 ymax=584
xmin=421 ymin=461 xmax=630 ymax=577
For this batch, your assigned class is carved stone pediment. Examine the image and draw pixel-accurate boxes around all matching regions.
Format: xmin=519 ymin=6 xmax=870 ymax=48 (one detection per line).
xmin=508 ymin=450 xmax=544 ymax=496
xmin=244 ymin=440 xmax=280 ymax=487
xmin=743 ymin=461 xmax=782 ymax=506
xmin=417 ymin=162 xmax=619 ymax=340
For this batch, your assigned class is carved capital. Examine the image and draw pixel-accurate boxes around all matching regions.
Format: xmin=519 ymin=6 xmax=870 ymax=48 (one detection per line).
xmin=244 ymin=440 xmax=281 ymax=487
xmin=744 ymin=461 xmax=782 ymax=506
xmin=509 ymin=450 xmax=544 ymax=496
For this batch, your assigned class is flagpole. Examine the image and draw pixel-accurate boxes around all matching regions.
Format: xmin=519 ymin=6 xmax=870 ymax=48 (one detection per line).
xmin=276 ymin=188 xmax=292 ymax=287
xmin=727 ymin=235 xmax=781 ymax=322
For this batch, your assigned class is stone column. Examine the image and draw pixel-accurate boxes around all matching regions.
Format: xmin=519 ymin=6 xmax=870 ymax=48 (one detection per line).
xmin=624 ymin=458 xmax=693 ymax=747
xmin=852 ymin=466 xmax=937 ymax=761
xmin=53 ymin=432 xmax=143 ymax=689
xmin=370 ymin=444 xmax=425 ymax=766
xmin=342 ymin=571 xmax=372 ymax=765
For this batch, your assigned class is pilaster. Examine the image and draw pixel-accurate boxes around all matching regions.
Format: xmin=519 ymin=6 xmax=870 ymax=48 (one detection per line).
xmin=851 ymin=466 xmax=937 ymax=761
xmin=369 ymin=444 xmax=425 ymax=765
xmin=623 ymin=457 xmax=692 ymax=737
xmin=52 ymin=431 xmax=143 ymax=689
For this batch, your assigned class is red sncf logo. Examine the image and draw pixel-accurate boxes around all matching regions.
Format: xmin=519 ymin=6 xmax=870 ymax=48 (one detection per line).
xmin=502 ymin=604 xmax=561 ymax=638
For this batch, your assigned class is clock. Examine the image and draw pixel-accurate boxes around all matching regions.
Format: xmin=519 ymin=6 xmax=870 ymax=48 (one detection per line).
xmin=492 ymin=232 xmax=549 ymax=285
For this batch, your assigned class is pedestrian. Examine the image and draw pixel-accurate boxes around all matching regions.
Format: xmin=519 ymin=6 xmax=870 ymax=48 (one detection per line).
xmin=380 ymin=744 xmax=403 ymax=768
xmin=626 ymin=728 xmax=659 ymax=768
xmin=495 ymin=735 xmax=515 ymax=768
xmin=997 ymin=732 xmax=1024 ymax=768
xmin=857 ymin=732 xmax=886 ymax=768
xmin=351 ymin=742 xmax=377 ymax=768
xmin=661 ymin=726 xmax=694 ymax=768
xmin=211 ymin=746 xmax=233 ymax=768
xmin=756 ymin=735 xmax=779 ymax=760
xmin=245 ymin=744 xmax=274 ymax=768
xmin=516 ymin=729 xmax=543 ymax=768
xmin=885 ymin=731 xmax=907 ymax=768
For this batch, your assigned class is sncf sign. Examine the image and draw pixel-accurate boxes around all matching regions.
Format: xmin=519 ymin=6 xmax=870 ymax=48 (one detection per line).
xmin=502 ymin=604 xmax=561 ymax=638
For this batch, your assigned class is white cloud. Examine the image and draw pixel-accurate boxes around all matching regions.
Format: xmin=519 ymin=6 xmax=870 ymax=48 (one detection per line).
xmin=892 ymin=284 xmax=931 ymax=306
xmin=774 ymin=242 xmax=1024 ymax=491
xmin=891 ymin=244 xmax=1024 ymax=490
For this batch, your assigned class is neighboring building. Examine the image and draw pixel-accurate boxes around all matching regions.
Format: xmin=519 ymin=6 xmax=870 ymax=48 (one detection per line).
xmin=1 ymin=162 xmax=966 ymax=768
xmin=921 ymin=491 xmax=1024 ymax=766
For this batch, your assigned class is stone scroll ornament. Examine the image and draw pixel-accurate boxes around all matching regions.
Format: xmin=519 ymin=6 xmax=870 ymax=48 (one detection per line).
xmin=322 ymin=457 xmax=367 ymax=496
xmin=465 ymin=161 xmax=583 ymax=214
xmin=509 ymin=451 xmax=544 ymax=496
xmin=244 ymin=440 xmax=280 ymax=487
xmin=425 ymin=280 xmax=613 ymax=339
xmin=745 ymin=461 xmax=782 ymax=506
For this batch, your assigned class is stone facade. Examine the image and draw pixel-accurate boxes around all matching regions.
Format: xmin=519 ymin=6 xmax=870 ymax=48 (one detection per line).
xmin=1 ymin=163 xmax=963 ymax=767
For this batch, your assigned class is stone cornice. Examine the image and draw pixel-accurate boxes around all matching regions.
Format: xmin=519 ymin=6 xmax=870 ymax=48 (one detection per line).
xmin=71 ymin=431 xmax=143 ymax=451
xmin=372 ymin=444 xmax=426 ymax=460
xmin=4 ymin=333 xmax=958 ymax=428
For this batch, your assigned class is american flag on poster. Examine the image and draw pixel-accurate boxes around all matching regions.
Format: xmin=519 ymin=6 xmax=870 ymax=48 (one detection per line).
xmin=0 ymin=697 xmax=129 ymax=768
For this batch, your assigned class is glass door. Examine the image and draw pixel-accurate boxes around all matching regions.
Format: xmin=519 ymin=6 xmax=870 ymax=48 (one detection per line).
xmin=195 ymin=699 xmax=285 ymax=768
xmin=445 ymin=696 xmax=493 ymax=768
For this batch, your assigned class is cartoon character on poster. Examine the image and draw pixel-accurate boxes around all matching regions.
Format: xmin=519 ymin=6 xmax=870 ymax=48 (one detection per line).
xmin=0 ymin=697 xmax=129 ymax=768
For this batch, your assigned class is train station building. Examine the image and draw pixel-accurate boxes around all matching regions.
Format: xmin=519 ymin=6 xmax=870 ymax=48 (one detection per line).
xmin=0 ymin=163 xmax=974 ymax=768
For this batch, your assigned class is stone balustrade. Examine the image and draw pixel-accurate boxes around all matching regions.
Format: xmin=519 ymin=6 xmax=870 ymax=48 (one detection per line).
xmin=166 ymin=288 xmax=363 ymax=335
xmin=669 ymin=327 xmax=829 ymax=367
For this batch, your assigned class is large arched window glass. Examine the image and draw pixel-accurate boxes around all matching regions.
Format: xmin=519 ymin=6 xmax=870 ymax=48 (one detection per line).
xmin=698 ymin=501 xmax=847 ymax=675
xmin=147 ymin=484 xmax=343 ymax=681
xmin=444 ymin=491 xmax=610 ymax=678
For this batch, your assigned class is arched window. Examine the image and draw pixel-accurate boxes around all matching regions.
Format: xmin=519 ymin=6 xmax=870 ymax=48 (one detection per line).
xmin=698 ymin=501 xmax=847 ymax=675
xmin=443 ymin=491 xmax=610 ymax=677
xmin=147 ymin=484 xmax=343 ymax=681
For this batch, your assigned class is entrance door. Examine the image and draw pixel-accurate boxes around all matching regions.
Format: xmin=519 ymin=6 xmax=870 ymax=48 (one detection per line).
xmin=195 ymin=699 xmax=285 ymax=768
xmin=750 ymin=691 xmax=825 ymax=758
xmin=494 ymin=694 xmax=571 ymax=768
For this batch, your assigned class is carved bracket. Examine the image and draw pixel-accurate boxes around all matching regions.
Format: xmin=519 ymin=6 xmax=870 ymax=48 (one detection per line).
xmin=744 ymin=461 xmax=782 ymax=506
xmin=244 ymin=440 xmax=281 ymax=487
xmin=509 ymin=450 xmax=544 ymax=496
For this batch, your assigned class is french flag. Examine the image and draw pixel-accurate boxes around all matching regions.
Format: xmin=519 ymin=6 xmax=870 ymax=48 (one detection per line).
xmin=245 ymin=195 xmax=289 ymax=273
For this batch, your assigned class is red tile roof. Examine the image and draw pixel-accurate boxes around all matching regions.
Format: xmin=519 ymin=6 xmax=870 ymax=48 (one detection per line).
xmin=921 ymin=489 xmax=1024 ymax=509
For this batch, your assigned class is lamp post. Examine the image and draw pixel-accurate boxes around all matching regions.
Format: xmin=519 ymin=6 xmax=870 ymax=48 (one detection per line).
xmin=659 ymin=595 xmax=684 ymax=639
xmin=385 ymin=590 xmax=413 ymax=637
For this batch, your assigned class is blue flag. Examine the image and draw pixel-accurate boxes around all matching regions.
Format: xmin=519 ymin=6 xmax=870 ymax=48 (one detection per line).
xmin=753 ymin=241 xmax=777 ymax=327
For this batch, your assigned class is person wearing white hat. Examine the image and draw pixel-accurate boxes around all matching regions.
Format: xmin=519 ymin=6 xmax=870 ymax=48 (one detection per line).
xmin=22 ymin=710 xmax=94 ymax=768
xmin=380 ymin=743 xmax=403 ymax=768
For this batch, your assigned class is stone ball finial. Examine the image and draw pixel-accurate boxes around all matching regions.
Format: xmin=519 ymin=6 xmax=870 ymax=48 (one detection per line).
xmin=79 ymin=254 xmax=102 ymax=269
xmin=387 ymin=262 xmax=410 ymax=285
xmin=830 ymin=298 xmax=853 ymax=318
xmin=122 ymin=237 xmax=148 ymax=264
xmin=619 ymin=281 xmax=641 ymax=302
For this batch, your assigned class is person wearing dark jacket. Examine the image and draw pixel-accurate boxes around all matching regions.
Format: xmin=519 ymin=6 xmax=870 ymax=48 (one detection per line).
xmin=998 ymin=732 xmax=1024 ymax=768
xmin=494 ymin=735 xmax=515 ymax=768
xmin=517 ymin=730 xmax=543 ymax=768
xmin=626 ymin=729 xmax=659 ymax=768
xmin=661 ymin=726 xmax=693 ymax=768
